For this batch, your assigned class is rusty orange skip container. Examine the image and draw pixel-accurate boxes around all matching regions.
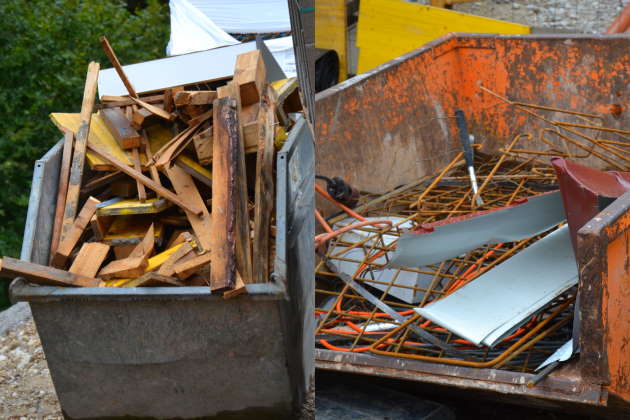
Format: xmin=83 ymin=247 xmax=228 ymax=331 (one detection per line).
xmin=315 ymin=34 xmax=630 ymax=415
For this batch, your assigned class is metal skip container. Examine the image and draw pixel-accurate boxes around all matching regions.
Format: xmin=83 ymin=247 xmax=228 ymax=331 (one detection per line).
xmin=315 ymin=34 xmax=630 ymax=415
xmin=11 ymin=117 xmax=315 ymax=419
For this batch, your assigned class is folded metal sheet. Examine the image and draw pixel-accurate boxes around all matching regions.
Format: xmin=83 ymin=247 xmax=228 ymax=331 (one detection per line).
xmin=551 ymin=157 xmax=630 ymax=253
xmin=389 ymin=191 xmax=564 ymax=268
xmin=416 ymin=225 xmax=577 ymax=347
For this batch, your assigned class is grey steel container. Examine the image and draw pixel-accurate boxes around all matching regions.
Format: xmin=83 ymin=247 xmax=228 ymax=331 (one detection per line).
xmin=10 ymin=117 xmax=315 ymax=419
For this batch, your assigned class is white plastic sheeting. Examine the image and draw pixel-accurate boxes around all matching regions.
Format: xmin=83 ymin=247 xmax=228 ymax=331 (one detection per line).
xmin=166 ymin=0 xmax=238 ymax=56
xmin=187 ymin=0 xmax=290 ymax=34
xmin=167 ymin=0 xmax=296 ymax=77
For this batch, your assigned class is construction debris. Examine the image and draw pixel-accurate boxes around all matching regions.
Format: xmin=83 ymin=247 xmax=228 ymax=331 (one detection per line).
xmin=314 ymin=93 xmax=630 ymax=374
xmin=0 ymin=37 xmax=302 ymax=296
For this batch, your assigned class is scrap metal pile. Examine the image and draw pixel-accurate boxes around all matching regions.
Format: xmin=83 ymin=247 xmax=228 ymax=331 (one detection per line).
xmin=0 ymin=37 xmax=302 ymax=296
xmin=315 ymin=92 xmax=630 ymax=376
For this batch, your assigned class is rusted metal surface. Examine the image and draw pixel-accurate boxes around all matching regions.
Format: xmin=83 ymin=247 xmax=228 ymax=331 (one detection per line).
xmin=315 ymin=34 xmax=630 ymax=194
xmin=578 ymin=190 xmax=630 ymax=405
xmin=315 ymin=350 xmax=603 ymax=407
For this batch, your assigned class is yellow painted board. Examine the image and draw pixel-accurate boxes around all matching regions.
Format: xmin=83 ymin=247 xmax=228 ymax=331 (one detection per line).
xmin=101 ymin=243 xmax=185 ymax=287
xmin=97 ymin=197 xmax=173 ymax=216
xmin=102 ymin=216 xmax=164 ymax=245
xmin=315 ymin=0 xmax=348 ymax=81
xmin=50 ymin=112 xmax=134 ymax=170
xmin=356 ymin=0 xmax=530 ymax=73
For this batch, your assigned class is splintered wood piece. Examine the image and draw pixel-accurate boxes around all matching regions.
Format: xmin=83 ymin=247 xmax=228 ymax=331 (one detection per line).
xmin=87 ymin=142 xmax=203 ymax=215
xmin=52 ymin=197 xmax=100 ymax=268
xmin=130 ymin=97 xmax=175 ymax=121
xmin=167 ymin=231 xmax=194 ymax=249
xmin=69 ymin=242 xmax=111 ymax=278
xmin=174 ymin=252 xmax=212 ymax=280
xmin=234 ymin=50 xmax=266 ymax=106
xmin=50 ymin=131 xmax=74 ymax=259
xmin=252 ymin=86 xmax=275 ymax=283
xmin=123 ymin=272 xmax=184 ymax=287
xmin=0 ymin=257 xmax=101 ymax=288
xmin=165 ymin=165 xmax=212 ymax=251
xmin=192 ymin=126 xmax=213 ymax=165
xmin=98 ymin=224 xmax=154 ymax=279
xmin=100 ymin=108 xmax=141 ymax=149
xmin=153 ymin=122 xmax=202 ymax=169
xmin=132 ymin=108 xmax=159 ymax=130
xmin=131 ymin=147 xmax=147 ymax=201
xmin=174 ymin=90 xmax=218 ymax=106
xmin=100 ymin=36 xmax=137 ymax=98
xmin=157 ymin=242 xmax=194 ymax=276
xmin=60 ymin=62 xmax=99 ymax=243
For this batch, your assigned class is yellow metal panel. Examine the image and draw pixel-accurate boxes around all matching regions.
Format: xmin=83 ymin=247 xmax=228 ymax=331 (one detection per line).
xmin=356 ymin=0 xmax=530 ymax=73
xmin=316 ymin=0 xmax=348 ymax=81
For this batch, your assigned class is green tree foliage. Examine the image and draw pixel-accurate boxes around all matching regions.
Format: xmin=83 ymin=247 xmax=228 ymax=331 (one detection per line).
xmin=0 ymin=0 xmax=170 ymax=258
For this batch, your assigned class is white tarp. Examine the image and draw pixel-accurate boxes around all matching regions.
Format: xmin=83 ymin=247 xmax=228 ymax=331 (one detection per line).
xmin=167 ymin=0 xmax=295 ymax=77
xmin=187 ymin=0 xmax=290 ymax=34
xmin=166 ymin=0 xmax=238 ymax=56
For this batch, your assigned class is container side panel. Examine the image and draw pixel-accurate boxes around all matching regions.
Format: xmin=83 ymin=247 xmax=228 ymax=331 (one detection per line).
xmin=277 ymin=117 xmax=316 ymax=411
xmin=30 ymin=299 xmax=292 ymax=419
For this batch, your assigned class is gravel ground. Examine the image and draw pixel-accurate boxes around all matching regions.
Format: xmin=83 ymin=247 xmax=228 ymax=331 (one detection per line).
xmin=0 ymin=318 xmax=62 ymax=419
xmin=452 ymin=0 xmax=629 ymax=34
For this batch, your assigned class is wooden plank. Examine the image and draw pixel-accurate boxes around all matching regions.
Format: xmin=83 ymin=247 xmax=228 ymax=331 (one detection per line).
xmin=315 ymin=0 xmax=348 ymax=81
xmin=102 ymin=217 xmax=163 ymax=246
xmin=100 ymin=108 xmax=141 ymax=149
xmin=98 ymin=224 xmax=154 ymax=279
xmin=100 ymin=36 xmax=138 ymax=98
xmin=90 ymin=214 xmax=113 ymax=241
xmin=234 ymin=50 xmax=266 ymax=106
xmin=174 ymin=252 xmax=212 ymax=280
xmin=97 ymin=197 xmax=172 ymax=216
xmin=0 ymin=257 xmax=102 ymax=288
xmin=141 ymin=130 xmax=162 ymax=189
xmin=87 ymin=142 xmax=203 ymax=215
xmin=174 ymin=90 xmax=218 ymax=106
xmin=99 ymin=94 xmax=163 ymax=108
xmin=81 ymin=171 xmax=125 ymax=194
xmin=49 ymin=131 xmax=74 ymax=260
xmin=152 ymin=122 xmax=202 ymax=169
xmin=252 ymin=86 xmax=275 ymax=283
xmin=166 ymin=231 xmax=194 ymax=249
xmin=113 ymin=244 xmax=136 ymax=259
xmin=131 ymin=147 xmax=147 ymax=201
xmin=123 ymin=272 xmax=184 ymax=287
xmin=157 ymin=242 xmax=194 ymax=276
xmin=164 ymin=165 xmax=212 ymax=251
xmin=163 ymin=86 xmax=183 ymax=113
xmin=69 ymin=242 xmax=111 ymax=278
xmin=174 ymin=156 xmax=212 ymax=188
xmin=51 ymin=197 xmax=100 ymax=268
xmin=60 ymin=62 xmax=100 ymax=243
xmin=130 ymin=97 xmax=175 ymax=121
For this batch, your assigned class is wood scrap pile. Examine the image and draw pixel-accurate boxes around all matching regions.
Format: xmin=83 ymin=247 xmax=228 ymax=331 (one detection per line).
xmin=0 ymin=37 xmax=302 ymax=297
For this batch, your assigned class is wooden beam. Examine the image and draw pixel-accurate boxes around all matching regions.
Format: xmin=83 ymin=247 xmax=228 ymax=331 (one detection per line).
xmin=99 ymin=36 xmax=138 ymax=98
xmin=210 ymin=97 xmax=238 ymax=291
xmin=234 ymin=50 xmax=266 ymax=106
xmin=252 ymin=86 xmax=275 ymax=283
xmin=131 ymin=108 xmax=159 ymax=130
xmin=49 ymin=131 xmax=74 ymax=259
xmin=174 ymin=252 xmax=212 ymax=280
xmin=100 ymin=108 xmax=141 ymax=149
xmin=69 ymin=242 xmax=111 ymax=278
xmin=164 ymin=165 xmax=212 ymax=251
xmin=163 ymin=86 xmax=183 ymax=113
xmin=86 ymin=142 xmax=203 ymax=215
xmin=174 ymin=90 xmax=218 ymax=106
xmin=0 ymin=257 xmax=101 ymax=287
xmin=52 ymin=197 xmax=100 ymax=268
xmin=60 ymin=62 xmax=100 ymax=243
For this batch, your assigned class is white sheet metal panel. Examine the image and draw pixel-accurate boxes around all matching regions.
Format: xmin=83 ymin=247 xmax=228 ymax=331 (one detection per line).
xmin=416 ymin=225 xmax=577 ymax=347
xmin=390 ymin=191 xmax=565 ymax=268
xmin=98 ymin=42 xmax=257 ymax=98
